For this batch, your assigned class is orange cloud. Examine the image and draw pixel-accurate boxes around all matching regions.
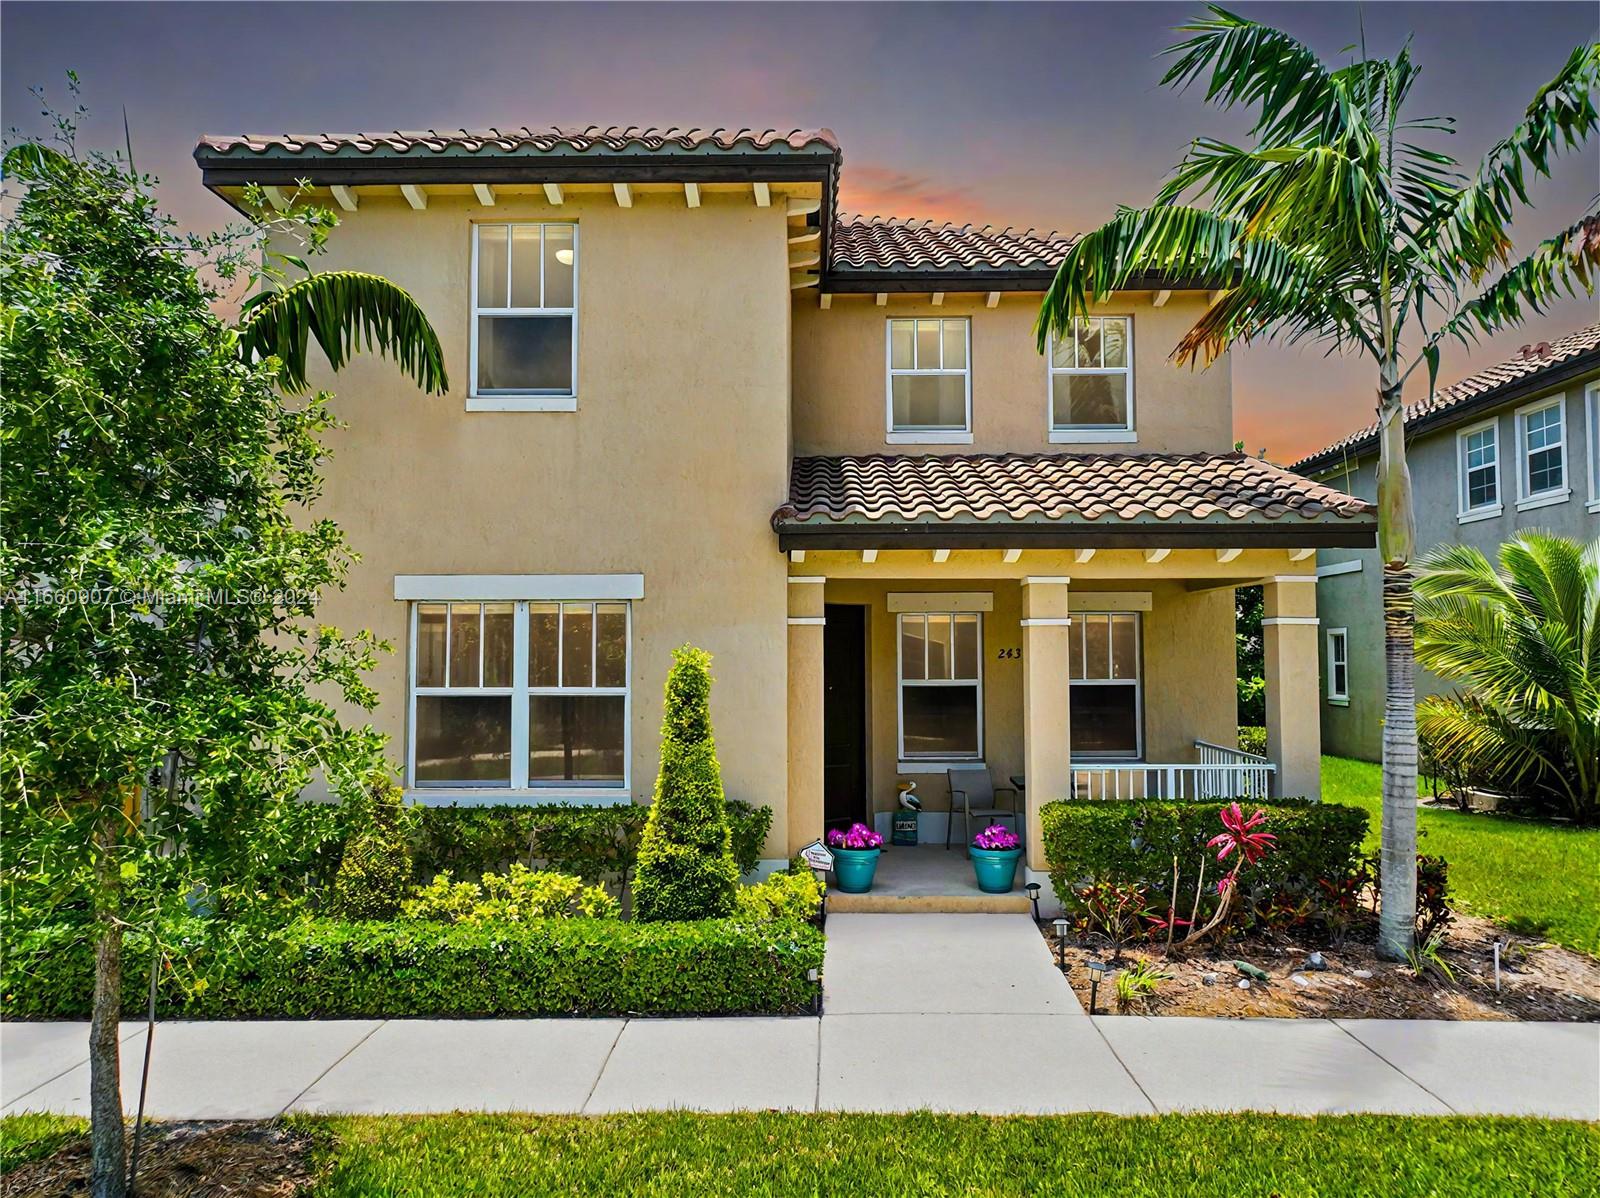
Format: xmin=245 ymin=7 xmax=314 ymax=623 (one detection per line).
xmin=838 ymin=164 xmax=991 ymax=226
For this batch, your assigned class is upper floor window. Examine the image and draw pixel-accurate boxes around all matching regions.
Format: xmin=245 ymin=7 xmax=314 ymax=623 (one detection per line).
xmin=410 ymin=597 xmax=628 ymax=793
xmin=886 ymin=318 xmax=972 ymax=443
xmin=1456 ymin=418 xmax=1500 ymax=521
xmin=1587 ymin=383 xmax=1600 ymax=512
xmin=1515 ymin=397 xmax=1567 ymax=509
xmin=1049 ymin=316 xmax=1133 ymax=443
xmin=897 ymin=611 xmax=982 ymax=761
xmin=471 ymin=222 xmax=577 ymax=410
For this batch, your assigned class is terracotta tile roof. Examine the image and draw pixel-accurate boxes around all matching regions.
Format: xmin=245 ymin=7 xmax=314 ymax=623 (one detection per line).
xmin=774 ymin=453 xmax=1372 ymax=528
xmin=197 ymin=127 xmax=840 ymax=157
xmin=829 ymin=216 xmax=1078 ymax=274
xmin=1293 ymin=322 xmax=1600 ymax=474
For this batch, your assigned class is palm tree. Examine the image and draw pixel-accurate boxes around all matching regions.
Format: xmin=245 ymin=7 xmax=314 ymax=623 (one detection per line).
xmin=1415 ymin=533 xmax=1599 ymax=823
xmin=1037 ymin=6 xmax=1600 ymax=956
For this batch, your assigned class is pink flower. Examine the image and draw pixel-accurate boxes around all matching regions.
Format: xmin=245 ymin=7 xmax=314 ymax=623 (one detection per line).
xmin=973 ymin=824 xmax=1021 ymax=851
xmin=1207 ymin=803 xmax=1277 ymax=867
xmin=827 ymin=822 xmax=883 ymax=850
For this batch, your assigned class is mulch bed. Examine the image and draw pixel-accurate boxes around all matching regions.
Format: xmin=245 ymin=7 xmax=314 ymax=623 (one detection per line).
xmin=2 ymin=1121 xmax=319 ymax=1197
xmin=1040 ymin=910 xmax=1600 ymax=1021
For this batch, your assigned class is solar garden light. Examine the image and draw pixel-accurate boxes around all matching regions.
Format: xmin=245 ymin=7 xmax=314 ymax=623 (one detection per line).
xmin=1051 ymin=917 xmax=1070 ymax=970
xmin=1024 ymin=881 xmax=1041 ymax=921
xmin=1086 ymin=959 xmax=1109 ymax=1015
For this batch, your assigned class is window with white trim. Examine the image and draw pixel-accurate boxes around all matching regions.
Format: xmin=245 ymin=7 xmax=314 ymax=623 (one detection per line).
xmin=1456 ymin=419 xmax=1500 ymax=515
xmin=886 ymin=318 xmax=971 ymax=438
xmin=471 ymin=222 xmax=577 ymax=403
xmin=410 ymin=599 xmax=627 ymax=791
xmin=1517 ymin=399 xmax=1566 ymax=501
xmin=897 ymin=612 xmax=982 ymax=760
xmin=1586 ymin=383 xmax=1600 ymax=508
xmin=1049 ymin=316 xmax=1133 ymax=438
xmin=1069 ymin=612 xmax=1141 ymax=757
xmin=1326 ymin=627 xmax=1349 ymax=703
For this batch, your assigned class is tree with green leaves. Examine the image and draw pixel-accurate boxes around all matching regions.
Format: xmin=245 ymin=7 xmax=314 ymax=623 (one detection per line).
xmin=1 ymin=91 xmax=445 ymax=1197
xmin=632 ymin=646 xmax=741 ymax=921
xmin=1415 ymin=533 xmax=1599 ymax=823
xmin=1037 ymin=7 xmax=1600 ymax=957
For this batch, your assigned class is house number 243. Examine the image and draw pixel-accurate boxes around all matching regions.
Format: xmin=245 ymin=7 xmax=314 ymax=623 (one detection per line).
xmin=995 ymin=647 xmax=1022 ymax=660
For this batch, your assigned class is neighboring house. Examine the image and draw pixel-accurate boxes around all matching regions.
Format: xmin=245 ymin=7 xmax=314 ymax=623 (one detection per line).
xmin=1293 ymin=324 xmax=1600 ymax=763
xmin=193 ymin=126 xmax=1374 ymax=883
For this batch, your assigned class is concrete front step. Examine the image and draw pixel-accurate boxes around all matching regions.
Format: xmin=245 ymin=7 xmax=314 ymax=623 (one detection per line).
xmin=828 ymin=891 xmax=1030 ymax=914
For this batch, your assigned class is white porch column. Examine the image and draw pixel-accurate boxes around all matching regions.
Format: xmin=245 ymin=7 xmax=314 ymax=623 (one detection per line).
xmin=1263 ymin=576 xmax=1322 ymax=800
xmin=786 ymin=578 xmax=826 ymax=853
xmin=1021 ymin=577 xmax=1073 ymax=872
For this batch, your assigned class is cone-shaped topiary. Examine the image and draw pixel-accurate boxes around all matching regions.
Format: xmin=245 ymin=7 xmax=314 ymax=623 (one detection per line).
xmin=632 ymin=646 xmax=741 ymax=920
xmin=333 ymin=774 xmax=414 ymax=919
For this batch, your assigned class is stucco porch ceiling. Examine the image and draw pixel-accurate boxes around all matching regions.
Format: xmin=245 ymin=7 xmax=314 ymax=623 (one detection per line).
xmin=772 ymin=452 xmax=1376 ymax=550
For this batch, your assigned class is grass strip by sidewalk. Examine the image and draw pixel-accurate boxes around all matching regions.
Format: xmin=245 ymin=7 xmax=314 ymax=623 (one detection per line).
xmin=308 ymin=1111 xmax=1598 ymax=1198
xmin=1322 ymin=755 xmax=1600 ymax=955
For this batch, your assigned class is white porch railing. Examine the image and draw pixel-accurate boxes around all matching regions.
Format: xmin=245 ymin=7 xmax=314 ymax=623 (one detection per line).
xmin=1070 ymin=740 xmax=1274 ymax=801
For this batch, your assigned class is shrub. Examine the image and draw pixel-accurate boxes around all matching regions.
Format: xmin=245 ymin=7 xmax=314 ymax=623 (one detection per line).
xmin=332 ymin=776 xmax=414 ymax=919
xmin=1040 ymin=799 xmax=1368 ymax=923
xmin=402 ymin=865 xmax=620 ymax=923
xmin=1367 ymin=851 xmax=1453 ymax=941
xmin=3 ymin=916 xmax=823 ymax=1020
xmin=632 ymin=647 xmax=741 ymax=921
xmin=735 ymin=871 xmax=824 ymax=922
xmin=1237 ymin=726 xmax=1267 ymax=757
xmin=409 ymin=800 xmax=771 ymax=884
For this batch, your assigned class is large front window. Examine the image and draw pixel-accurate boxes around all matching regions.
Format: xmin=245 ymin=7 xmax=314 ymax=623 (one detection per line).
xmin=471 ymin=222 xmax=577 ymax=407
xmin=410 ymin=599 xmax=627 ymax=791
xmin=1069 ymin=611 xmax=1140 ymax=757
xmin=1049 ymin=316 xmax=1133 ymax=441
xmin=897 ymin=612 xmax=982 ymax=760
xmin=886 ymin=318 xmax=971 ymax=440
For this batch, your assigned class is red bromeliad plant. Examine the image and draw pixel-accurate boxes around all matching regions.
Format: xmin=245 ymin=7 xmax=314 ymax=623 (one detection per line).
xmin=1181 ymin=804 xmax=1277 ymax=945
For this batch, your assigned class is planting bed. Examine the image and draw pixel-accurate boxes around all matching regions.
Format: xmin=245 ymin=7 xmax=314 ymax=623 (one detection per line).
xmin=1041 ymin=911 xmax=1600 ymax=1021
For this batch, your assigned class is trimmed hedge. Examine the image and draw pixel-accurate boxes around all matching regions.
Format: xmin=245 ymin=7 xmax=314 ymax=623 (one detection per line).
xmin=2 ymin=915 xmax=823 ymax=1020
xmin=410 ymin=801 xmax=772 ymax=884
xmin=1040 ymin=799 xmax=1368 ymax=913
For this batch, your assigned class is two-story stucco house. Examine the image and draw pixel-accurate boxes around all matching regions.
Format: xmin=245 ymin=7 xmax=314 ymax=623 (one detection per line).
xmin=193 ymin=126 xmax=1375 ymax=887
xmin=1294 ymin=324 xmax=1600 ymax=762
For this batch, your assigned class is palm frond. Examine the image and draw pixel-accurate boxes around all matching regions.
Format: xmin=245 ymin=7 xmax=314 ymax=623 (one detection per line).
xmin=1 ymin=142 xmax=71 ymax=180
xmin=1430 ymin=212 xmax=1599 ymax=347
xmin=237 ymin=270 xmax=449 ymax=395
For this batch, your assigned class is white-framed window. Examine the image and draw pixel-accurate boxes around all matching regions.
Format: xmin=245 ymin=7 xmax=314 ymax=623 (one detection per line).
xmin=1456 ymin=418 xmax=1501 ymax=521
xmin=886 ymin=318 xmax=972 ymax=443
xmin=1515 ymin=397 xmax=1568 ymax=508
xmin=409 ymin=599 xmax=628 ymax=794
xmin=897 ymin=612 xmax=982 ymax=761
xmin=1326 ymin=627 xmax=1349 ymax=704
xmin=1048 ymin=316 xmax=1134 ymax=443
xmin=469 ymin=222 xmax=578 ymax=411
xmin=1586 ymin=382 xmax=1600 ymax=513
xmin=1069 ymin=612 xmax=1141 ymax=758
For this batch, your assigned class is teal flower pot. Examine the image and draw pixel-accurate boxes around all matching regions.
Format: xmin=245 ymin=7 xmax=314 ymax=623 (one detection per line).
xmin=970 ymin=846 xmax=1022 ymax=894
xmin=832 ymin=847 xmax=881 ymax=894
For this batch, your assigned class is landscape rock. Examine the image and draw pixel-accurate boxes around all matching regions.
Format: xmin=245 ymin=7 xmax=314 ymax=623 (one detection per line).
xmin=1353 ymin=968 xmax=1374 ymax=979
xmin=1291 ymin=974 xmax=1311 ymax=988
xmin=1200 ymin=972 xmax=1218 ymax=986
xmin=1302 ymin=951 xmax=1328 ymax=971
xmin=1237 ymin=979 xmax=1251 ymax=990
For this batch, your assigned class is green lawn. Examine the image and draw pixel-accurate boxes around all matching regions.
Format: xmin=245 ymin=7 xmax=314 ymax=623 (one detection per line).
xmin=8 ymin=1110 xmax=1598 ymax=1195
xmin=1322 ymin=755 xmax=1600 ymax=956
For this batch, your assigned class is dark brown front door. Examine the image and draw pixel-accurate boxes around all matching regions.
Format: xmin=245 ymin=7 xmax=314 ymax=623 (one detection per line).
xmin=823 ymin=603 xmax=868 ymax=830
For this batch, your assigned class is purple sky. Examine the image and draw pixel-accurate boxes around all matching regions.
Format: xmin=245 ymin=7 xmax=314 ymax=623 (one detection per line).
xmin=5 ymin=1 xmax=1597 ymax=461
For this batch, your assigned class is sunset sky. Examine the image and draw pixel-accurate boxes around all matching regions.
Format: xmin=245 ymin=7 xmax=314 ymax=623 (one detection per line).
xmin=5 ymin=1 xmax=1597 ymax=462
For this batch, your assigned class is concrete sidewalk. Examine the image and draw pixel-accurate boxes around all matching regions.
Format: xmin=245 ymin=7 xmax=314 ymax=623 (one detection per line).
xmin=4 ymin=916 xmax=1597 ymax=1120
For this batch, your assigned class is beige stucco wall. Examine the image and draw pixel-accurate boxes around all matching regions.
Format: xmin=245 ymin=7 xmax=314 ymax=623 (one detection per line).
xmin=291 ymin=188 xmax=794 ymax=854
xmin=790 ymin=291 xmax=1232 ymax=456
xmin=809 ymin=564 xmax=1236 ymax=825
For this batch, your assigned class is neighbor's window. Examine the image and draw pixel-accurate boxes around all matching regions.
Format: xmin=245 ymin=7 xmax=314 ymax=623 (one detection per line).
xmin=1326 ymin=628 xmax=1349 ymax=703
xmin=1516 ymin=398 xmax=1566 ymax=502
xmin=887 ymin=318 xmax=971 ymax=438
xmin=1456 ymin=419 xmax=1500 ymax=516
xmin=472 ymin=222 xmax=577 ymax=402
xmin=897 ymin=612 xmax=982 ymax=760
xmin=411 ymin=599 xmax=627 ymax=791
xmin=1069 ymin=612 xmax=1141 ymax=757
xmin=1050 ymin=316 xmax=1133 ymax=438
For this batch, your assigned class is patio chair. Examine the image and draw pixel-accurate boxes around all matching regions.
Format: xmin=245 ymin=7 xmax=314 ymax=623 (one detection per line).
xmin=945 ymin=768 xmax=1019 ymax=850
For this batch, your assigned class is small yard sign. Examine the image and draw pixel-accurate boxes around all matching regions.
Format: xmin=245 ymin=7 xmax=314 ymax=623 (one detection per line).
xmin=798 ymin=839 xmax=835 ymax=872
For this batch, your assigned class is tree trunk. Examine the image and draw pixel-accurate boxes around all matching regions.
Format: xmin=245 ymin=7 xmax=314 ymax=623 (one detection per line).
xmin=90 ymin=811 xmax=127 ymax=1198
xmin=1375 ymin=379 xmax=1418 ymax=960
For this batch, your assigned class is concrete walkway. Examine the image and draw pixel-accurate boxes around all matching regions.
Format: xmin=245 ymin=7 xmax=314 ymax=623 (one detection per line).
xmin=4 ymin=915 xmax=1597 ymax=1120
